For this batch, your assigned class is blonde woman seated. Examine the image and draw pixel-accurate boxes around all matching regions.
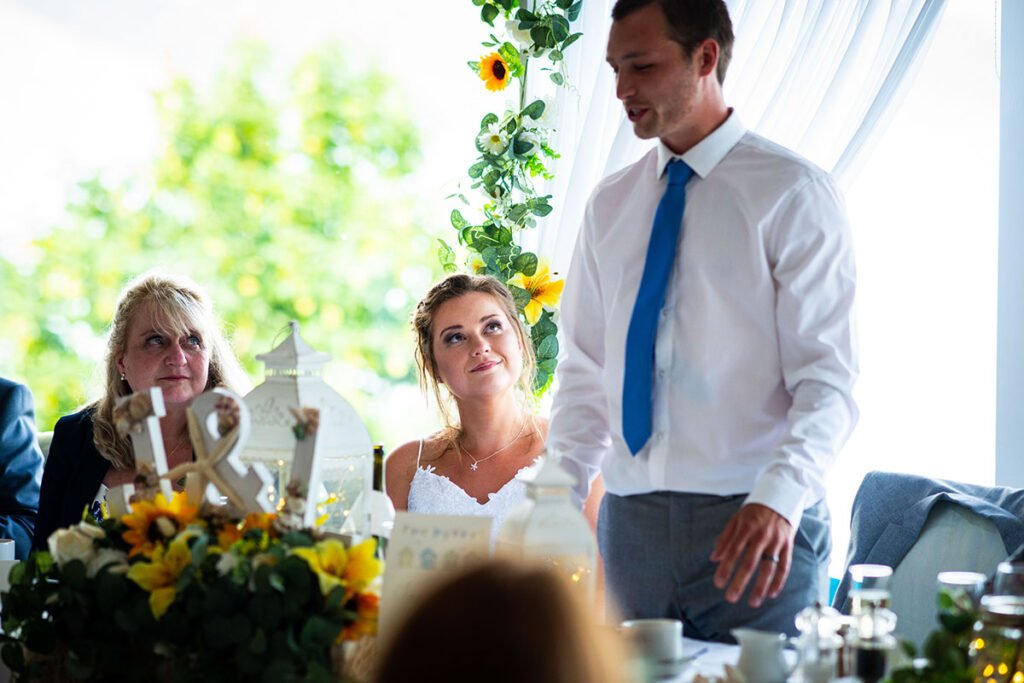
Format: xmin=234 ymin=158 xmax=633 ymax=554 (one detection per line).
xmin=33 ymin=272 xmax=249 ymax=549
xmin=385 ymin=274 xmax=546 ymax=537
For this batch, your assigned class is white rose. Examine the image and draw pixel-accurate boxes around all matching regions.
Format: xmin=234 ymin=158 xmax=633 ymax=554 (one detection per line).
xmin=526 ymin=96 xmax=555 ymax=127
xmin=505 ymin=18 xmax=534 ymax=52
xmin=518 ymin=130 xmax=540 ymax=154
xmin=48 ymin=524 xmax=104 ymax=566
xmin=85 ymin=548 xmax=129 ymax=577
xmin=216 ymin=552 xmax=239 ymax=577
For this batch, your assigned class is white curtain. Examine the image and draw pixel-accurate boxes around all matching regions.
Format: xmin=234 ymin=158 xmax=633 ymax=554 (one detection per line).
xmin=529 ymin=0 xmax=949 ymax=272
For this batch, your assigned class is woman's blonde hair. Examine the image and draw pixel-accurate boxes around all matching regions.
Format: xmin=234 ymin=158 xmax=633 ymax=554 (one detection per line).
xmin=91 ymin=271 xmax=249 ymax=469
xmin=412 ymin=273 xmax=537 ymax=448
xmin=374 ymin=559 xmax=629 ymax=683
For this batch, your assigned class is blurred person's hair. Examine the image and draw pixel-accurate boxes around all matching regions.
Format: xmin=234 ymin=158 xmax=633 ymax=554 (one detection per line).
xmin=91 ymin=271 xmax=249 ymax=469
xmin=374 ymin=560 xmax=629 ymax=683
xmin=411 ymin=273 xmax=538 ymax=453
xmin=611 ymin=0 xmax=734 ymax=85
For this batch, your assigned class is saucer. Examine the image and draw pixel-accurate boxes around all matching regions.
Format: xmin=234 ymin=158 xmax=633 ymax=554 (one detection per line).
xmin=649 ymin=654 xmax=696 ymax=680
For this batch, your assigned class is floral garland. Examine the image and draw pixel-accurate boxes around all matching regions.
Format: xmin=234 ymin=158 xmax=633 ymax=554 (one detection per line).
xmin=439 ymin=0 xmax=583 ymax=394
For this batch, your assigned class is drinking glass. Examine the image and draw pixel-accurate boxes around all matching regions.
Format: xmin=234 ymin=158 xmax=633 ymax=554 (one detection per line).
xmin=936 ymin=571 xmax=986 ymax=632
xmin=994 ymin=562 xmax=1024 ymax=597
xmin=848 ymin=564 xmax=893 ymax=613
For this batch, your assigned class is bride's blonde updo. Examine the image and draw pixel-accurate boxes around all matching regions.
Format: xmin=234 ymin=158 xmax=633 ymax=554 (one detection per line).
xmin=412 ymin=273 xmax=537 ymax=444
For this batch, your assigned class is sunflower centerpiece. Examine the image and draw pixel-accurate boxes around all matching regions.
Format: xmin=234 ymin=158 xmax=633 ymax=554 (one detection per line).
xmin=0 ymin=391 xmax=382 ymax=682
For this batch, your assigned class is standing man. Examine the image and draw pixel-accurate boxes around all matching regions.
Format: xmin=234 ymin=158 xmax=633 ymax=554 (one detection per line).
xmin=549 ymin=0 xmax=857 ymax=641
xmin=0 ymin=377 xmax=44 ymax=559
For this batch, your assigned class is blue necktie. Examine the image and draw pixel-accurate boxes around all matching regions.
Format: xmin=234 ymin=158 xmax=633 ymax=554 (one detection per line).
xmin=622 ymin=159 xmax=693 ymax=455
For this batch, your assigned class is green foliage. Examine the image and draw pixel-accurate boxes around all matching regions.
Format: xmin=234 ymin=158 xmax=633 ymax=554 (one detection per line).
xmin=0 ymin=41 xmax=432 ymax=437
xmin=450 ymin=0 xmax=583 ymax=394
xmin=0 ymin=509 xmax=379 ymax=681
xmin=886 ymin=587 xmax=978 ymax=683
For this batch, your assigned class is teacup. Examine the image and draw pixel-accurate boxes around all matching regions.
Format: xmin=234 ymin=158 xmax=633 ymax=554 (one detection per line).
xmin=621 ymin=618 xmax=685 ymax=679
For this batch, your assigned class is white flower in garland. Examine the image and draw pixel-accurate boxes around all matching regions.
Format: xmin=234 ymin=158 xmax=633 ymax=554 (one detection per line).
xmin=528 ymin=95 xmax=556 ymax=127
xmin=518 ymin=129 xmax=540 ymax=154
xmin=505 ymin=18 xmax=535 ymax=53
xmin=478 ymin=122 xmax=510 ymax=155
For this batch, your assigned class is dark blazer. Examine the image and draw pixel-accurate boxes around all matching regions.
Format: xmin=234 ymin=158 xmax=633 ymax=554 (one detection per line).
xmin=32 ymin=408 xmax=111 ymax=551
xmin=0 ymin=378 xmax=44 ymax=559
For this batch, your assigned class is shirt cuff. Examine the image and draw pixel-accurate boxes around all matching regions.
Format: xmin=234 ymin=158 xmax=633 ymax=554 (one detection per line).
xmin=744 ymin=469 xmax=810 ymax=530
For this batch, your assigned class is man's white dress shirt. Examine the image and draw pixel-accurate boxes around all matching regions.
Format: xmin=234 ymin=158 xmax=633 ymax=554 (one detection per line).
xmin=549 ymin=112 xmax=858 ymax=529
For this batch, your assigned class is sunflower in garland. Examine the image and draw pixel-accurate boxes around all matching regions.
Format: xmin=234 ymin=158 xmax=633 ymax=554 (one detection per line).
xmin=479 ymin=52 xmax=511 ymax=91
xmin=121 ymin=491 xmax=200 ymax=558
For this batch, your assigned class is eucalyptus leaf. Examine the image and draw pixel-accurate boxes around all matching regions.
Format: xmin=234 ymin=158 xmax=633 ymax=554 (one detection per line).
xmin=537 ymin=334 xmax=559 ymax=359
xmin=531 ymin=311 xmax=557 ymax=342
xmin=513 ymin=138 xmax=535 ymax=156
xmin=563 ymin=31 xmax=582 ymax=49
xmin=450 ymin=209 xmax=468 ymax=230
xmin=530 ymin=25 xmax=551 ymax=47
xmin=550 ymin=72 xmax=564 ymax=86
xmin=513 ymin=251 xmax=538 ymax=276
xmin=468 ymin=160 xmax=487 ymax=178
xmin=522 ymin=99 xmax=546 ymax=120
xmin=567 ymin=2 xmax=582 ymax=21
xmin=534 ymin=370 xmax=550 ymax=391
xmin=507 ymin=204 xmax=529 ymax=222
xmin=530 ymin=201 xmax=553 ymax=217
xmin=551 ymin=15 xmax=571 ymax=41
xmin=480 ymin=112 xmax=500 ymax=129
xmin=509 ymin=284 xmax=532 ymax=311
xmin=481 ymin=4 xmax=499 ymax=25
xmin=516 ymin=7 xmax=538 ymax=21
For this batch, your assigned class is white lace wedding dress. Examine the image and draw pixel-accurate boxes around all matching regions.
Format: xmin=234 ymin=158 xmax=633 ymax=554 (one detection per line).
xmin=406 ymin=440 xmax=543 ymax=544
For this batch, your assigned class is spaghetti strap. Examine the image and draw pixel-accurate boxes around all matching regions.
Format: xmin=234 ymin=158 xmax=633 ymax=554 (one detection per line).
xmin=416 ymin=440 xmax=424 ymax=467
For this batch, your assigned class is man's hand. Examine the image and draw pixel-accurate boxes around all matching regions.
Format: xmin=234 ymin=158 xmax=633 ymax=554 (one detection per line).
xmin=710 ymin=503 xmax=795 ymax=608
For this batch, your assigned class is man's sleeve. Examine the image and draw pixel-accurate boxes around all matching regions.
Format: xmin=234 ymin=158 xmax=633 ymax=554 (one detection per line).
xmin=549 ymin=196 xmax=614 ymax=506
xmin=745 ymin=175 xmax=859 ymax=528
xmin=0 ymin=382 xmax=44 ymax=559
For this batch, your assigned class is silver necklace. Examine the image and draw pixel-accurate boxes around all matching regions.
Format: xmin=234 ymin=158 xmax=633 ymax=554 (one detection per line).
xmin=460 ymin=420 xmax=528 ymax=472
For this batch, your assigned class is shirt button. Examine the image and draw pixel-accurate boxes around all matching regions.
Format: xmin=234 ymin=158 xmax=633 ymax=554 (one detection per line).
xmin=653 ymin=432 xmax=664 ymax=443
xmin=657 ymin=369 xmax=667 ymax=380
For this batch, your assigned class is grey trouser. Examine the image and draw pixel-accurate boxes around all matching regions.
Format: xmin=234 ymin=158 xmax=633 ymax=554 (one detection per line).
xmin=599 ymin=491 xmax=831 ymax=643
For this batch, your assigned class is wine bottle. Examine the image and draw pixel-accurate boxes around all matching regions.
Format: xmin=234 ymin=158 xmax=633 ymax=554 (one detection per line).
xmin=372 ymin=443 xmax=386 ymax=558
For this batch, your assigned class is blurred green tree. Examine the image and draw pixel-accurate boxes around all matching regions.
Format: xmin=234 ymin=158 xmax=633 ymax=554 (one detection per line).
xmin=0 ymin=41 xmax=436 ymax=443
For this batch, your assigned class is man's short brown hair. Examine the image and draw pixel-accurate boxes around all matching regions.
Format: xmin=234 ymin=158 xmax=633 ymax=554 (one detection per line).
xmin=612 ymin=0 xmax=734 ymax=85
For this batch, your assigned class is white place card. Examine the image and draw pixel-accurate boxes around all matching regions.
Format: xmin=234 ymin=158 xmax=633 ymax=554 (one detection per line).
xmin=379 ymin=512 xmax=492 ymax=638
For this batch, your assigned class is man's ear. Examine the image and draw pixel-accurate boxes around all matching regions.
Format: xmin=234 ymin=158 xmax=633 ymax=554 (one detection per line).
xmin=696 ymin=38 xmax=719 ymax=79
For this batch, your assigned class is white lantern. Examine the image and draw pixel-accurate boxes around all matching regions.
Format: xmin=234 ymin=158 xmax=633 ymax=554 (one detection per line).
xmin=496 ymin=454 xmax=598 ymax=598
xmin=242 ymin=321 xmax=372 ymax=531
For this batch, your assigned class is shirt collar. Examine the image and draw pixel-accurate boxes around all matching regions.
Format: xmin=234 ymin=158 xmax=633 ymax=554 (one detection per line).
xmin=656 ymin=109 xmax=746 ymax=180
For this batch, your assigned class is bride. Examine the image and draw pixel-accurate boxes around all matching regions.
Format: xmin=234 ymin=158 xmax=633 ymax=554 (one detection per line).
xmin=385 ymin=273 xmax=546 ymax=536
